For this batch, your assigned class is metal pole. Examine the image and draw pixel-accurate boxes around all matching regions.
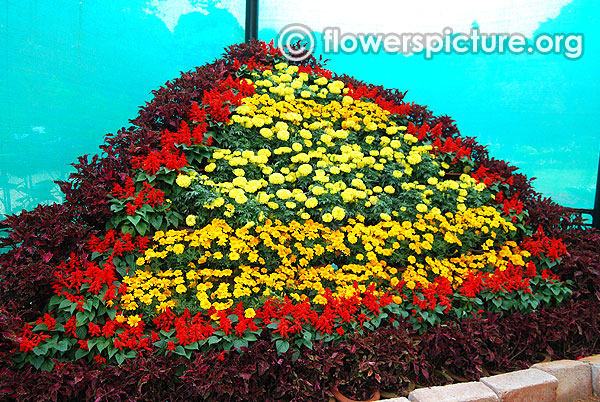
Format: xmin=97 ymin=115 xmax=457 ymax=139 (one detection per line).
xmin=593 ymin=154 xmax=600 ymax=229
xmin=245 ymin=0 xmax=258 ymax=43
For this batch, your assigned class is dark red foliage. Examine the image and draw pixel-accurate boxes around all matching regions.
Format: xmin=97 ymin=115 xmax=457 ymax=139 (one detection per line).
xmin=553 ymin=228 xmax=600 ymax=299
xmin=0 ymin=351 xmax=187 ymax=402
xmin=224 ymin=40 xmax=282 ymax=69
xmin=420 ymin=298 xmax=600 ymax=384
xmin=525 ymin=194 xmax=583 ymax=237
xmin=0 ymin=204 xmax=90 ymax=314
xmin=132 ymin=61 xmax=230 ymax=133
xmin=56 ymin=151 xmax=127 ymax=230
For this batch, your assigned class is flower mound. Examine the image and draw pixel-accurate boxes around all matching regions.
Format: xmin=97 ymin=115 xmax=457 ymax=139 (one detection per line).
xmin=8 ymin=43 xmax=575 ymax=377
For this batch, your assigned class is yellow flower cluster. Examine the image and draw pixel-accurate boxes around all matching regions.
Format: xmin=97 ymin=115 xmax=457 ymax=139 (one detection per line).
xmin=174 ymin=64 xmax=490 ymax=229
xmin=120 ymin=205 xmax=520 ymax=314
xmin=176 ymin=170 xmax=197 ymax=188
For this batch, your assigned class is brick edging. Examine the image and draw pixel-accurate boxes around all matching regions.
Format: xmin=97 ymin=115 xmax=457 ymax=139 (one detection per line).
xmin=382 ymin=355 xmax=600 ymax=402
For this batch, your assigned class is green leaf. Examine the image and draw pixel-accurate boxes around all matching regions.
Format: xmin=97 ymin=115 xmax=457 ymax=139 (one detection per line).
xmin=32 ymin=323 xmax=48 ymax=332
xmin=107 ymin=307 xmax=117 ymax=321
xmin=40 ymin=359 xmax=55 ymax=372
xmin=75 ymin=326 xmax=88 ymax=340
xmin=48 ymin=295 xmax=61 ymax=309
xmin=127 ymin=214 xmax=142 ymax=227
xmin=233 ymin=339 xmax=248 ymax=350
xmin=207 ymin=336 xmax=220 ymax=345
xmin=76 ymin=311 xmax=88 ymax=324
xmin=163 ymin=173 xmax=176 ymax=185
xmin=150 ymin=215 xmax=164 ymax=230
xmin=97 ymin=305 xmax=107 ymax=316
xmin=109 ymin=203 xmax=124 ymax=213
xmin=136 ymin=221 xmax=149 ymax=236
xmin=55 ymin=340 xmax=70 ymax=352
xmin=124 ymin=254 xmax=135 ymax=269
xmin=69 ymin=303 xmax=77 ymax=315
xmin=276 ymin=339 xmax=289 ymax=354
xmin=97 ymin=338 xmax=110 ymax=353
xmin=58 ymin=299 xmax=72 ymax=310
xmin=83 ymin=299 xmax=93 ymax=312
xmin=153 ymin=340 xmax=167 ymax=349
xmin=166 ymin=215 xmax=178 ymax=227
xmin=115 ymin=353 xmax=125 ymax=365
xmin=135 ymin=171 xmax=147 ymax=182
xmin=121 ymin=224 xmax=134 ymax=235
xmin=185 ymin=342 xmax=199 ymax=350
xmin=125 ymin=350 xmax=137 ymax=359
xmin=87 ymin=338 xmax=100 ymax=350
xmin=30 ymin=356 xmax=45 ymax=370
xmin=139 ymin=204 xmax=153 ymax=214
xmin=75 ymin=348 xmax=89 ymax=360
xmin=116 ymin=263 xmax=128 ymax=277
xmin=173 ymin=345 xmax=188 ymax=357
xmin=426 ymin=313 xmax=438 ymax=326
xmin=32 ymin=342 xmax=50 ymax=356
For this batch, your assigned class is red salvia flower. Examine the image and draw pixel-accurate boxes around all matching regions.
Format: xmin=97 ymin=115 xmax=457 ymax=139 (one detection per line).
xmin=88 ymin=322 xmax=102 ymax=337
xmin=64 ymin=316 xmax=78 ymax=338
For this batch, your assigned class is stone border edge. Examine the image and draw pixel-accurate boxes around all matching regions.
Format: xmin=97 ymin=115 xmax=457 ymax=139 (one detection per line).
xmin=380 ymin=354 xmax=600 ymax=402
